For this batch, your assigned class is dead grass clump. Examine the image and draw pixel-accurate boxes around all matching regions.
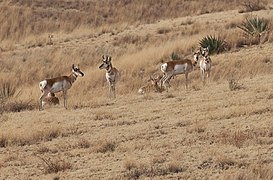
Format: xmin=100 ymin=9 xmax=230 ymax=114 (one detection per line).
xmin=152 ymin=155 xmax=166 ymax=164
xmin=157 ymin=27 xmax=171 ymax=34
xmin=224 ymin=164 xmax=273 ymax=180
xmin=37 ymin=145 xmax=51 ymax=154
xmin=167 ymin=161 xmax=183 ymax=173
xmin=113 ymin=34 xmax=143 ymax=46
xmin=228 ymin=78 xmax=243 ymax=91
xmin=94 ymin=111 xmax=114 ymax=121
xmin=239 ymin=0 xmax=266 ymax=13
xmin=38 ymin=156 xmax=72 ymax=174
xmin=93 ymin=140 xmax=116 ymax=153
xmin=124 ymin=161 xmax=184 ymax=179
xmin=124 ymin=158 xmax=138 ymax=171
xmin=219 ymin=130 xmax=253 ymax=148
xmin=77 ymin=138 xmax=91 ymax=149
xmin=3 ymin=100 xmax=35 ymax=113
xmin=0 ymin=80 xmax=17 ymax=99
xmin=0 ymin=134 xmax=8 ymax=148
xmin=215 ymin=156 xmax=237 ymax=170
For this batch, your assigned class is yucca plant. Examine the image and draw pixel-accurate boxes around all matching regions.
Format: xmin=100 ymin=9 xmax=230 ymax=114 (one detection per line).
xmin=171 ymin=52 xmax=179 ymax=60
xmin=199 ymin=35 xmax=227 ymax=54
xmin=238 ymin=16 xmax=269 ymax=39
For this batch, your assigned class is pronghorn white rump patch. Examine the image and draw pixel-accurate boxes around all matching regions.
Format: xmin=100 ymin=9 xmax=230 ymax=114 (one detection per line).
xmin=39 ymin=80 xmax=47 ymax=91
xmin=161 ymin=63 xmax=168 ymax=72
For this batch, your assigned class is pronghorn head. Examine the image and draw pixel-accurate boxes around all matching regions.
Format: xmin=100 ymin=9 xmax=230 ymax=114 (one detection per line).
xmin=148 ymin=74 xmax=162 ymax=85
xmin=99 ymin=55 xmax=112 ymax=70
xmin=191 ymin=47 xmax=201 ymax=65
xmin=72 ymin=64 xmax=84 ymax=77
xmin=200 ymin=47 xmax=209 ymax=57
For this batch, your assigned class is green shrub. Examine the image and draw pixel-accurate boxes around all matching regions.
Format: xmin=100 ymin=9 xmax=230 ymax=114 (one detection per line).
xmin=238 ymin=16 xmax=269 ymax=41
xmin=171 ymin=52 xmax=179 ymax=60
xmin=199 ymin=35 xmax=227 ymax=54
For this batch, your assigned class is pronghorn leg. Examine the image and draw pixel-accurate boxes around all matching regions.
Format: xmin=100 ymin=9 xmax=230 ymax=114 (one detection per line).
xmin=112 ymin=84 xmax=116 ymax=98
xmin=39 ymin=91 xmax=47 ymax=110
xmin=108 ymin=82 xmax=112 ymax=98
xmin=185 ymin=73 xmax=189 ymax=90
xmin=63 ymin=90 xmax=68 ymax=109
xmin=163 ymin=73 xmax=173 ymax=92
xmin=201 ymin=69 xmax=205 ymax=85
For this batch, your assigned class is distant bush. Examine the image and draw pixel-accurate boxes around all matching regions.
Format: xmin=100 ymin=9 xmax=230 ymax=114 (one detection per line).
xmin=239 ymin=0 xmax=266 ymax=13
xmin=199 ymin=35 xmax=227 ymax=54
xmin=237 ymin=16 xmax=269 ymax=43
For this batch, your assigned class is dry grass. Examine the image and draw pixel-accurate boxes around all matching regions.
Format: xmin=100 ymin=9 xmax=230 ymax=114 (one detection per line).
xmin=1 ymin=0 xmax=273 ymax=179
xmin=0 ymin=127 xmax=61 ymax=147
xmin=38 ymin=156 xmax=72 ymax=174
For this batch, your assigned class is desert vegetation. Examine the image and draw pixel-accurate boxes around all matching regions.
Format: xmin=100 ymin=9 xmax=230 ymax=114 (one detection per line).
xmin=1 ymin=0 xmax=273 ymax=179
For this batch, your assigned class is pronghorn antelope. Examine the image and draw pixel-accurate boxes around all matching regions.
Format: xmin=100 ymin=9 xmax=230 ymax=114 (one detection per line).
xmin=138 ymin=74 xmax=164 ymax=94
xmin=199 ymin=54 xmax=212 ymax=83
xmin=160 ymin=56 xmax=198 ymax=91
xmin=199 ymin=47 xmax=212 ymax=83
xmin=39 ymin=64 xmax=84 ymax=110
xmin=42 ymin=92 xmax=60 ymax=107
xmin=99 ymin=55 xmax=120 ymax=98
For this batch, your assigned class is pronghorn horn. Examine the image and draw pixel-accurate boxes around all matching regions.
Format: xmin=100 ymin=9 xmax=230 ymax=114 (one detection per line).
xmin=78 ymin=64 xmax=80 ymax=67
xmin=72 ymin=64 xmax=75 ymax=69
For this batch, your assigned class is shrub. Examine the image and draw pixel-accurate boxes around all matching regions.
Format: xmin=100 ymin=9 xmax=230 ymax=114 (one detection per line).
xmin=38 ymin=156 xmax=72 ymax=174
xmin=228 ymin=78 xmax=242 ymax=91
xmin=199 ymin=35 xmax=227 ymax=54
xmin=93 ymin=140 xmax=116 ymax=153
xmin=0 ymin=80 xmax=17 ymax=99
xmin=171 ymin=52 xmax=179 ymax=60
xmin=238 ymin=16 xmax=269 ymax=43
xmin=240 ymin=0 xmax=266 ymax=13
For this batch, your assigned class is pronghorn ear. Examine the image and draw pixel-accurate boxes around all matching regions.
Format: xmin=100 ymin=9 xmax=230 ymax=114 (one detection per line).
xmin=108 ymin=56 xmax=112 ymax=62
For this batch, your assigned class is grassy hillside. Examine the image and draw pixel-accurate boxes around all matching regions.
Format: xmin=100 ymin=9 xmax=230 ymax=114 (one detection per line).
xmin=1 ymin=0 xmax=273 ymax=179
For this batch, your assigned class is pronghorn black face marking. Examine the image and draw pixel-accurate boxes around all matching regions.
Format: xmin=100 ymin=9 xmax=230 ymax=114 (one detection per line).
xmin=72 ymin=64 xmax=84 ymax=77
xmin=200 ymin=47 xmax=209 ymax=57
xmin=99 ymin=55 xmax=112 ymax=71
xmin=193 ymin=51 xmax=201 ymax=66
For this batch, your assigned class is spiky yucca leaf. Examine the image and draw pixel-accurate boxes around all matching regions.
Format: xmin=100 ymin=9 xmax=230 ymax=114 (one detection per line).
xmin=238 ymin=16 xmax=269 ymax=37
xmin=199 ymin=35 xmax=227 ymax=54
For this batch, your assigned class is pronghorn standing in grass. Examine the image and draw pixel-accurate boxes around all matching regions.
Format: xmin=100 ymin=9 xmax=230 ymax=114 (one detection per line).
xmin=99 ymin=55 xmax=120 ymax=98
xmin=39 ymin=64 xmax=84 ymax=110
xmin=199 ymin=47 xmax=212 ymax=83
xmin=160 ymin=55 xmax=198 ymax=91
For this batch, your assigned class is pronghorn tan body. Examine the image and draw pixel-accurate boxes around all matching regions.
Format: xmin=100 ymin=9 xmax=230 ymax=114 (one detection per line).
xmin=160 ymin=57 xmax=197 ymax=91
xmin=199 ymin=47 xmax=212 ymax=83
xmin=39 ymin=64 xmax=84 ymax=110
xmin=138 ymin=74 xmax=164 ymax=94
xmin=99 ymin=55 xmax=119 ymax=98
xmin=42 ymin=93 xmax=60 ymax=107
